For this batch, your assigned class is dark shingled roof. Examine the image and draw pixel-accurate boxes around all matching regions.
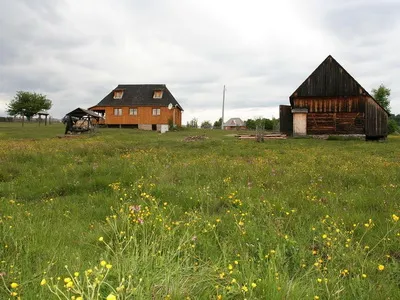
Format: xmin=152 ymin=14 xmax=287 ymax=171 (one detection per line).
xmin=91 ymin=84 xmax=183 ymax=111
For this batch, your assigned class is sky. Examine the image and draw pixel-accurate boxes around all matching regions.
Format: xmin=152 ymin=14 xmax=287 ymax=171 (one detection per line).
xmin=1 ymin=0 xmax=399 ymax=124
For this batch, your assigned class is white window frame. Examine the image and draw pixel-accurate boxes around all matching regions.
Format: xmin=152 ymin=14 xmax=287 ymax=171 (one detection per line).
xmin=129 ymin=108 xmax=138 ymax=116
xmin=153 ymin=90 xmax=163 ymax=99
xmin=113 ymin=90 xmax=124 ymax=99
xmin=113 ymin=108 xmax=122 ymax=116
xmin=152 ymin=108 xmax=161 ymax=116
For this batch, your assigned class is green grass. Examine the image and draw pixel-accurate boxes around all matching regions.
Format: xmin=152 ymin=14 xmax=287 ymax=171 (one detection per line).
xmin=0 ymin=123 xmax=399 ymax=299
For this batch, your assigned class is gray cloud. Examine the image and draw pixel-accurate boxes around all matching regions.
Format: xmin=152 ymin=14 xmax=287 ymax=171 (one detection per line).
xmin=0 ymin=0 xmax=399 ymax=123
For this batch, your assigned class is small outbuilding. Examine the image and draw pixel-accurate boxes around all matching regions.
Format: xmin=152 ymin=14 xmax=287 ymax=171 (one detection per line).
xmin=280 ymin=55 xmax=389 ymax=139
xmin=223 ymin=118 xmax=246 ymax=130
xmin=63 ymin=108 xmax=103 ymax=134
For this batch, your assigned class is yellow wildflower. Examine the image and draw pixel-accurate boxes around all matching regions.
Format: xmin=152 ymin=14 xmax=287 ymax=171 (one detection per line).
xmin=106 ymin=264 xmax=112 ymax=269
xmin=10 ymin=282 xmax=18 ymax=289
xmin=100 ymin=260 xmax=107 ymax=267
xmin=241 ymin=285 xmax=248 ymax=292
xmin=98 ymin=237 xmax=104 ymax=242
xmin=40 ymin=279 xmax=47 ymax=286
xmin=251 ymin=282 xmax=257 ymax=288
xmin=378 ymin=264 xmax=385 ymax=271
xmin=106 ymin=294 xmax=117 ymax=300
xmin=392 ymin=214 xmax=399 ymax=222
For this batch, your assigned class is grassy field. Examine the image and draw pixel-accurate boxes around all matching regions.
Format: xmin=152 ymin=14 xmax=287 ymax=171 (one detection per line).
xmin=0 ymin=122 xmax=399 ymax=299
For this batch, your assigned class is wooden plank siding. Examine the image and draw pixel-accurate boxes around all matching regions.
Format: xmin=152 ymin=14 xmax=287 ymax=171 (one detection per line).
xmin=92 ymin=106 xmax=181 ymax=126
xmin=365 ymin=97 xmax=388 ymax=137
xmin=293 ymin=96 xmax=365 ymax=134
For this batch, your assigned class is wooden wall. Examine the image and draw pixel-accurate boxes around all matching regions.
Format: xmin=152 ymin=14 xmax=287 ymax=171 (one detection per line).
xmin=365 ymin=97 xmax=388 ymax=137
xmin=92 ymin=106 xmax=182 ymax=126
xmin=293 ymin=96 xmax=365 ymax=135
xmin=292 ymin=97 xmax=364 ymax=113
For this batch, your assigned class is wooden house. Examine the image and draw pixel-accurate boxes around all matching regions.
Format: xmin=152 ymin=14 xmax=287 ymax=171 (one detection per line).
xmin=89 ymin=84 xmax=183 ymax=130
xmin=280 ymin=55 xmax=389 ymax=139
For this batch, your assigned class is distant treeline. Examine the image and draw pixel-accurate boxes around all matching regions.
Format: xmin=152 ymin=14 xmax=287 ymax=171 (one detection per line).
xmin=0 ymin=116 xmax=60 ymax=123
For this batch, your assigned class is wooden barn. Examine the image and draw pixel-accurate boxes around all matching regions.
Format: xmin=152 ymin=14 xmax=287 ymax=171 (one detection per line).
xmin=280 ymin=55 xmax=389 ymax=139
xmin=89 ymin=84 xmax=183 ymax=130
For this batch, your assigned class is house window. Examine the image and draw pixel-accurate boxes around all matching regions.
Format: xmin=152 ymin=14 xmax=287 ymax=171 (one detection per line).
xmin=153 ymin=90 xmax=163 ymax=99
xmin=152 ymin=108 xmax=160 ymax=116
xmin=113 ymin=90 xmax=124 ymax=99
xmin=113 ymin=108 xmax=122 ymax=116
xmin=129 ymin=108 xmax=138 ymax=116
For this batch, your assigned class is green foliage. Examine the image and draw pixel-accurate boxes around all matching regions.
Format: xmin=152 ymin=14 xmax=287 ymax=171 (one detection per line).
xmin=0 ymin=125 xmax=399 ymax=299
xmin=201 ymin=120 xmax=212 ymax=129
xmin=388 ymin=118 xmax=399 ymax=134
xmin=371 ymin=84 xmax=391 ymax=113
xmin=245 ymin=117 xmax=279 ymax=130
xmin=213 ymin=118 xmax=222 ymax=129
xmin=6 ymin=91 xmax=52 ymax=120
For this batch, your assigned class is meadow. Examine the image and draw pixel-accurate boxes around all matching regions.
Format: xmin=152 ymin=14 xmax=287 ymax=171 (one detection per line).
xmin=0 ymin=122 xmax=399 ymax=299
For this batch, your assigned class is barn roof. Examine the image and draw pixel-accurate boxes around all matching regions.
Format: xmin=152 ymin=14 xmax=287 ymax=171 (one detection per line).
xmin=290 ymin=55 xmax=389 ymax=115
xmin=90 ymin=84 xmax=183 ymax=111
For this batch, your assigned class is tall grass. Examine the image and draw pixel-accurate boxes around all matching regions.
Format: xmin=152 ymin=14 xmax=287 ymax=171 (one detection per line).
xmin=0 ymin=124 xmax=399 ymax=299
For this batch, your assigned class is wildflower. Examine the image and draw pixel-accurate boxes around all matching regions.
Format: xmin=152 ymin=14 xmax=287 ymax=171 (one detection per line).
xmin=40 ymin=279 xmax=47 ymax=286
xmin=106 ymin=294 xmax=117 ymax=300
xmin=100 ymin=260 xmax=107 ymax=267
xmin=219 ymin=272 xmax=225 ymax=279
xmin=322 ymin=234 xmax=327 ymax=239
xmin=392 ymin=214 xmax=399 ymax=222
xmin=66 ymin=281 xmax=73 ymax=288
xmin=314 ymin=296 xmax=320 ymax=300
xmin=98 ymin=236 xmax=104 ymax=242
xmin=378 ymin=264 xmax=385 ymax=271
xmin=228 ymin=264 xmax=233 ymax=270
xmin=251 ymin=282 xmax=257 ymax=288
xmin=234 ymin=260 xmax=239 ymax=265
xmin=362 ymin=274 xmax=367 ymax=278
xmin=231 ymin=278 xmax=237 ymax=284
xmin=317 ymin=278 xmax=322 ymax=283
xmin=241 ymin=285 xmax=248 ymax=292
xmin=217 ymin=295 xmax=222 ymax=300
xmin=106 ymin=264 xmax=112 ymax=269
xmin=74 ymin=272 xmax=79 ymax=277
xmin=10 ymin=282 xmax=18 ymax=289
xmin=76 ymin=297 xmax=83 ymax=300
xmin=238 ymin=221 xmax=244 ymax=226
xmin=11 ymin=292 xmax=18 ymax=297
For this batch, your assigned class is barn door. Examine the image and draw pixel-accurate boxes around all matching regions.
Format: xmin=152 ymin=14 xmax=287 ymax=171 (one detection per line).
xmin=279 ymin=105 xmax=293 ymax=135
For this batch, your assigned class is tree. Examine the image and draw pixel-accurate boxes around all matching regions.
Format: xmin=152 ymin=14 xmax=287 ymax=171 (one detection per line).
xmin=245 ymin=119 xmax=256 ymax=130
xmin=187 ymin=118 xmax=198 ymax=128
xmin=201 ymin=120 xmax=212 ymax=129
xmin=213 ymin=118 xmax=222 ymax=129
xmin=371 ymin=84 xmax=391 ymax=113
xmin=7 ymin=91 xmax=52 ymax=121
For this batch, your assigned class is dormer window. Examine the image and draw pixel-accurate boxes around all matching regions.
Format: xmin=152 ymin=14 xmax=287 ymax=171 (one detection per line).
xmin=113 ymin=90 xmax=124 ymax=99
xmin=153 ymin=90 xmax=163 ymax=99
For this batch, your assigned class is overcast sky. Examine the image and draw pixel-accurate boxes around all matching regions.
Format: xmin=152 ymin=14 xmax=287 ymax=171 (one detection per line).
xmin=1 ymin=0 xmax=399 ymax=124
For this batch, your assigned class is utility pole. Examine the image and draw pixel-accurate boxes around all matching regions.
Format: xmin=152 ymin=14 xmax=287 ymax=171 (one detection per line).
xmin=221 ymin=85 xmax=226 ymax=130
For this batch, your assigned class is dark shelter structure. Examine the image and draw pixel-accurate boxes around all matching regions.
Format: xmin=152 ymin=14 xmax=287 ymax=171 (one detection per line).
xmin=63 ymin=108 xmax=103 ymax=134
xmin=280 ymin=55 xmax=389 ymax=139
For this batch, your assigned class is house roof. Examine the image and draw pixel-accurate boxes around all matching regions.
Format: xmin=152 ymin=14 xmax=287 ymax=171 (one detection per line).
xmin=65 ymin=107 xmax=103 ymax=118
xmin=290 ymin=55 xmax=389 ymax=115
xmin=89 ymin=84 xmax=183 ymax=111
xmin=223 ymin=118 xmax=245 ymax=127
